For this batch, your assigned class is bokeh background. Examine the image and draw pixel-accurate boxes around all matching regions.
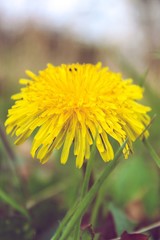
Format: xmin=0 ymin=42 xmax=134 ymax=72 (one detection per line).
xmin=0 ymin=0 xmax=160 ymax=240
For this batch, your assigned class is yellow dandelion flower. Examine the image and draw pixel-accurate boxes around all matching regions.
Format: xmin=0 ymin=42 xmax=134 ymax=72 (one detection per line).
xmin=5 ymin=63 xmax=151 ymax=168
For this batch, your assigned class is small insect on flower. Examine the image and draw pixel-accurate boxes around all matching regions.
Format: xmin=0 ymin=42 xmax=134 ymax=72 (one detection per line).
xmin=5 ymin=63 xmax=151 ymax=168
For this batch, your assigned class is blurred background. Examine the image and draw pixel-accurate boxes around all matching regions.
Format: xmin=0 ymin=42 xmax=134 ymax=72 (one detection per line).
xmin=0 ymin=0 xmax=160 ymax=240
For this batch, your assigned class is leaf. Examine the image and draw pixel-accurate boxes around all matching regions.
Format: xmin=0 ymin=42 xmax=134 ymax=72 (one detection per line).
xmin=120 ymin=231 xmax=149 ymax=240
xmin=81 ymin=223 xmax=95 ymax=240
xmin=81 ymin=231 xmax=93 ymax=240
xmin=107 ymin=156 xmax=160 ymax=214
xmin=109 ymin=203 xmax=135 ymax=235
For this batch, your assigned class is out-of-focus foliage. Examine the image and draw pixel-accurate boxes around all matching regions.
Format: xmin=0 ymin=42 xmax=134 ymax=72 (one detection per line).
xmin=0 ymin=1 xmax=160 ymax=239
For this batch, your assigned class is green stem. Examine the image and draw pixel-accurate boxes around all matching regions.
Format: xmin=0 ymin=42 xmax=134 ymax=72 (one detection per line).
xmin=143 ymin=139 xmax=160 ymax=168
xmin=81 ymin=143 xmax=96 ymax=197
xmin=90 ymin=185 xmax=104 ymax=226
xmin=91 ymin=120 xmax=155 ymax=227
xmin=51 ymin=200 xmax=79 ymax=240
xmin=56 ymin=139 xmax=127 ymax=240
xmin=73 ymin=141 xmax=97 ymax=239
xmin=135 ymin=221 xmax=160 ymax=234
xmin=109 ymin=221 xmax=160 ymax=240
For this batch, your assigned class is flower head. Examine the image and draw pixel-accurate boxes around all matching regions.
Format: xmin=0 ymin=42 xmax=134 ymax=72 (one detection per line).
xmin=5 ymin=63 xmax=151 ymax=168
